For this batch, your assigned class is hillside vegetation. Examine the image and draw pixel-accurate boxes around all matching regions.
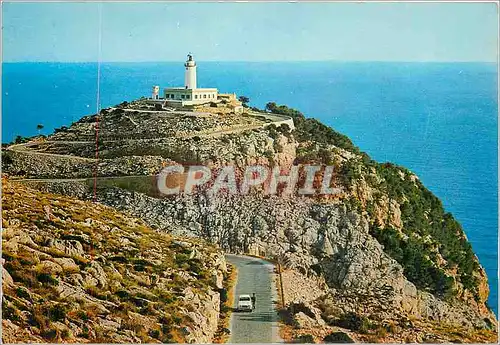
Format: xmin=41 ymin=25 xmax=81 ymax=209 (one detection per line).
xmin=265 ymin=102 xmax=487 ymax=304
xmin=1 ymin=178 xmax=228 ymax=343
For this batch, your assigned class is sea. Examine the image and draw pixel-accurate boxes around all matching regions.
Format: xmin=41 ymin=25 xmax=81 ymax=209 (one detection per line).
xmin=2 ymin=61 xmax=498 ymax=314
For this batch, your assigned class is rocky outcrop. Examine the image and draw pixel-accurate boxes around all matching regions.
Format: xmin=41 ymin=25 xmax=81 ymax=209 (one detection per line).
xmin=94 ymin=187 xmax=495 ymax=332
xmin=3 ymin=148 xmax=171 ymax=178
xmin=49 ymin=106 xmax=266 ymax=142
xmin=280 ymin=268 xmax=497 ymax=343
xmin=1 ymin=178 xmax=227 ymax=343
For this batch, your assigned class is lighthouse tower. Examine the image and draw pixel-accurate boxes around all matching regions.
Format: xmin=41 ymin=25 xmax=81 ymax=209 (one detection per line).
xmin=184 ymin=54 xmax=197 ymax=89
xmin=163 ymin=54 xmax=218 ymax=106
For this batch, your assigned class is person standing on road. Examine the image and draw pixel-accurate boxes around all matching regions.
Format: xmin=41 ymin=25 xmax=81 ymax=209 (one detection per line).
xmin=251 ymin=293 xmax=256 ymax=310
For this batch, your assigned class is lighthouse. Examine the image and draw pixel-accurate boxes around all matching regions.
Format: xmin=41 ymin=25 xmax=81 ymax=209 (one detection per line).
xmin=162 ymin=54 xmax=220 ymax=107
xmin=184 ymin=54 xmax=197 ymax=89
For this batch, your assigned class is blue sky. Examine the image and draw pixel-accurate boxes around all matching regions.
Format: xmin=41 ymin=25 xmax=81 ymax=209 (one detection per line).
xmin=2 ymin=1 xmax=498 ymax=62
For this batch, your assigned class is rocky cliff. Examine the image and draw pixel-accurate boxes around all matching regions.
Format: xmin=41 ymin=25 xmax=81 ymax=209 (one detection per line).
xmin=1 ymin=178 xmax=228 ymax=343
xmin=2 ymin=101 xmax=497 ymax=342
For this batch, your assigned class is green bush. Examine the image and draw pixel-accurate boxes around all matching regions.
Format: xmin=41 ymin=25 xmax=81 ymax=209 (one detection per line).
xmin=267 ymin=124 xmax=278 ymax=139
xmin=294 ymin=334 xmax=315 ymax=343
xmin=15 ymin=287 xmax=32 ymax=301
xmin=13 ymin=135 xmax=30 ymax=144
xmin=265 ymin=102 xmax=481 ymax=301
xmin=3 ymin=303 xmax=22 ymax=321
xmin=265 ymin=102 xmax=359 ymax=153
xmin=368 ymin=163 xmax=480 ymax=300
xmin=48 ymin=303 xmax=68 ymax=322
xmin=332 ymin=312 xmax=373 ymax=333
xmin=323 ymin=332 xmax=355 ymax=343
xmin=174 ymin=253 xmax=190 ymax=266
xmin=37 ymin=273 xmax=59 ymax=286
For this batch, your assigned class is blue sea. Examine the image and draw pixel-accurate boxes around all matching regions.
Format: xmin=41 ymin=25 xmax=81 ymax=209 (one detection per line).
xmin=2 ymin=62 xmax=498 ymax=313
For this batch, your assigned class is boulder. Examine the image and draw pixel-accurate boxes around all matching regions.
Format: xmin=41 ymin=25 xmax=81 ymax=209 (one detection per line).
xmin=18 ymin=244 xmax=52 ymax=261
xmin=290 ymin=302 xmax=326 ymax=327
xmin=13 ymin=233 xmax=38 ymax=248
xmin=53 ymin=257 xmax=80 ymax=272
xmin=38 ymin=260 xmax=63 ymax=274
xmin=85 ymin=261 xmax=107 ymax=288
xmin=294 ymin=312 xmax=319 ymax=329
xmin=2 ymin=267 xmax=15 ymax=288
xmin=97 ymin=317 xmax=121 ymax=332
xmin=46 ymin=238 xmax=84 ymax=257
xmin=212 ymin=269 xmax=224 ymax=289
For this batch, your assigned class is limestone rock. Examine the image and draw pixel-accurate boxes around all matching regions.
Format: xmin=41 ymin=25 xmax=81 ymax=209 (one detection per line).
xmin=294 ymin=312 xmax=319 ymax=329
xmin=2 ymin=267 xmax=14 ymax=288
xmin=3 ymin=100 xmax=497 ymax=344
xmin=38 ymin=260 xmax=63 ymax=274
xmin=53 ymin=257 xmax=80 ymax=272
xmin=85 ymin=261 xmax=107 ymax=288
xmin=212 ymin=269 xmax=224 ymax=289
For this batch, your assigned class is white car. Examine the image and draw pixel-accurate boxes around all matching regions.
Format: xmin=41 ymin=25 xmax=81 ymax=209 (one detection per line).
xmin=237 ymin=294 xmax=253 ymax=312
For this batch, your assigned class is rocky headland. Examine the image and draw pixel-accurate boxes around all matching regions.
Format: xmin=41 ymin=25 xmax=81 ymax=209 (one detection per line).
xmin=2 ymin=99 xmax=497 ymax=343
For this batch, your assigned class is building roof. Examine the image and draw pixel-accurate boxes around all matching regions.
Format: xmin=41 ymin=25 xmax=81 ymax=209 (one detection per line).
xmin=164 ymin=87 xmax=218 ymax=92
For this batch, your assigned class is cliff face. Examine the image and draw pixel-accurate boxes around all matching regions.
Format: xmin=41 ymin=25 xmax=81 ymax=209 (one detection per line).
xmin=94 ymin=186 xmax=496 ymax=334
xmin=2 ymin=101 xmax=497 ymax=342
xmin=1 ymin=179 xmax=227 ymax=343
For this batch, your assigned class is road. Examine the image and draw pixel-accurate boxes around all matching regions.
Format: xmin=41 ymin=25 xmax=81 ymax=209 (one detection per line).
xmin=225 ymin=254 xmax=281 ymax=343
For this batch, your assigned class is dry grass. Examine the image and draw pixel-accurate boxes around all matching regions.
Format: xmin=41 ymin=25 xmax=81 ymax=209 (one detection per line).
xmin=213 ymin=262 xmax=238 ymax=344
xmin=2 ymin=177 xmax=227 ymax=343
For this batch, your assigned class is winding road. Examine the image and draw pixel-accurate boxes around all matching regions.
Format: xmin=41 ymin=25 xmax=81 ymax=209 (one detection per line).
xmin=225 ymin=254 xmax=281 ymax=343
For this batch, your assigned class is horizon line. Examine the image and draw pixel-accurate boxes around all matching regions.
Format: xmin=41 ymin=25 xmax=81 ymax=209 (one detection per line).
xmin=2 ymin=59 xmax=498 ymax=64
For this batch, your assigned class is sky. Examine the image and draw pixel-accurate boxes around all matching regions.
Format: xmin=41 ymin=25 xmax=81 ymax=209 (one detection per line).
xmin=1 ymin=1 xmax=498 ymax=62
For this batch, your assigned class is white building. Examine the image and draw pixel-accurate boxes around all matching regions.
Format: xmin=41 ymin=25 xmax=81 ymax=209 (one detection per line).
xmin=162 ymin=54 xmax=218 ymax=107
xmin=152 ymin=85 xmax=160 ymax=100
xmin=148 ymin=54 xmax=245 ymax=113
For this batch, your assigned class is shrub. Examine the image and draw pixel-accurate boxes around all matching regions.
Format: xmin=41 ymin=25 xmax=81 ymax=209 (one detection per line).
xmin=323 ymin=332 xmax=355 ymax=343
xmin=220 ymin=288 xmax=228 ymax=303
xmin=264 ymin=102 xmax=359 ymax=153
xmin=174 ymin=253 xmax=190 ymax=266
xmin=116 ymin=290 xmax=130 ymax=299
xmin=332 ymin=312 xmax=372 ymax=333
xmin=294 ymin=334 xmax=315 ymax=343
xmin=264 ymin=150 xmax=275 ymax=164
xmin=54 ymin=126 xmax=68 ymax=133
xmin=13 ymin=135 xmax=30 ymax=144
xmin=48 ymin=303 xmax=68 ymax=322
xmin=41 ymin=328 xmax=59 ymax=341
xmin=368 ymin=162 xmax=481 ymax=300
xmin=278 ymin=123 xmax=291 ymax=134
xmin=15 ymin=287 xmax=32 ymax=301
xmin=5 ymin=261 xmax=38 ymax=287
xmin=149 ymin=329 xmax=161 ymax=339
xmin=37 ymin=273 xmax=59 ymax=286
xmin=267 ymin=124 xmax=278 ymax=139
xmin=3 ymin=302 xmax=22 ymax=321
